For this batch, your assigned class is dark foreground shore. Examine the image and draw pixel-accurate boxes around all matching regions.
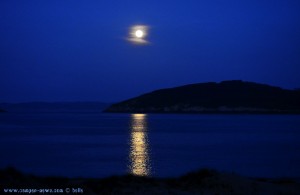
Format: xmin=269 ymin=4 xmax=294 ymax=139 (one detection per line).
xmin=1 ymin=167 xmax=300 ymax=195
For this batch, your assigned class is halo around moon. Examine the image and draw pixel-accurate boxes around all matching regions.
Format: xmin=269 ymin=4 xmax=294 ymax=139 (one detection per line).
xmin=128 ymin=25 xmax=150 ymax=45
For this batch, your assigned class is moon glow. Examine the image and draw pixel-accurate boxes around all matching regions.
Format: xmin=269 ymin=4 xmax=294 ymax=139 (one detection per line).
xmin=128 ymin=25 xmax=149 ymax=45
xmin=135 ymin=30 xmax=144 ymax=38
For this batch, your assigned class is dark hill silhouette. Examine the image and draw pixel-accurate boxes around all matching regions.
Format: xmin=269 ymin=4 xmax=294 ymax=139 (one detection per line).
xmin=104 ymin=80 xmax=300 ymax=114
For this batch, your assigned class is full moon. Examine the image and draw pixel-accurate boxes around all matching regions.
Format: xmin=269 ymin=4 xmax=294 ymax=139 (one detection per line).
xmin=135 ymin=30 xmax=144 ymax=38
xmin=128 ymin=25 xmax=149 ymax=45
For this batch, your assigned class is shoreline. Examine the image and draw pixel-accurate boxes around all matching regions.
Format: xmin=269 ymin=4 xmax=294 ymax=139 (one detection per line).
xmin=1 ymin=167 xmax=300 ymax=194
xmin=104 ymin=110 xmax=300 ymax=115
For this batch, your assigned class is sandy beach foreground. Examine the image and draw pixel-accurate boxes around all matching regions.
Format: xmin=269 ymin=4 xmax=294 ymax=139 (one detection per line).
xmin=1 ymin=167 xmax=299 ymax=195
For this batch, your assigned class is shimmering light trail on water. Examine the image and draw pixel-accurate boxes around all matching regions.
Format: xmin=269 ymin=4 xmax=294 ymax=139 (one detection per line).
xmin=129 ymin=114 xmax=151 ymax=176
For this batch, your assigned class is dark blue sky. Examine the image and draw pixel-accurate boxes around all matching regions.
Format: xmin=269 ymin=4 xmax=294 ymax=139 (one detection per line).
xmin=1 ymin=0 xmax=300 ymax=102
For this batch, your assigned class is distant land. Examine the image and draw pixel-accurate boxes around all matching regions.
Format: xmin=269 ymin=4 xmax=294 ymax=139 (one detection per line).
xmin=0 ymin=102 xmax=110 ymax=113
xmin=104 ymin=80 xmax=300 ymax=114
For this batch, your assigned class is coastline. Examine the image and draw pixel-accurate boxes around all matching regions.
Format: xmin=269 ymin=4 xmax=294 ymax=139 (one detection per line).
xmin=104 ymin=110 xmax=300 ymax=115
xmin=1 ymin=167 xmax=299 ymax=194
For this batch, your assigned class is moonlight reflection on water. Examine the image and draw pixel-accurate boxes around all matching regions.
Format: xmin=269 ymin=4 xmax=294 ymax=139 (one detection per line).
xmin=129 ymin=114 xmax=151 ymax=176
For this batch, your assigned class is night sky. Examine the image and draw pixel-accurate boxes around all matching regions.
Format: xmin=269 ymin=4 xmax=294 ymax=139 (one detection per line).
xmin=1 ymin=0 xmax=300 ymax=103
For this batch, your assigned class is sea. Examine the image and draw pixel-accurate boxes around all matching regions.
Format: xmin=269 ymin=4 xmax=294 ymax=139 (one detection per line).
xmin=0 ymin=112 xmax=299 ymax=179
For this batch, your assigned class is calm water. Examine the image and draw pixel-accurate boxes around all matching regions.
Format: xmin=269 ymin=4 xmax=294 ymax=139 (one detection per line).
xmin=0 ymin=113 xmax=300 ymax=178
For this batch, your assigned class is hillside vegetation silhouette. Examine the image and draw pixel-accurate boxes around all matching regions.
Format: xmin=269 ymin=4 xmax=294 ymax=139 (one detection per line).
xmin=105 ymin=80 xmax=300 ymax=114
